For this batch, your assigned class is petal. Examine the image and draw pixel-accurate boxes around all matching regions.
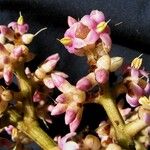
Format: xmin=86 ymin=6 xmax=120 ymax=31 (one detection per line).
xmin=85 ymin=30 xmax=99 ymax=45
xmin=80 ymin=15 xmax=96 ymax=29
xmin=126 ymin=94 xmax=139 ymax=107
xmin=99 ymin=33 xmax=112 ymax=49
xmin=65 ymin=109 xmax=77 ymax=125
xmin=73 ymin=38 xmax=86 ymax=49
xmin=51 ymin=103 xmax=67 ymax=115
xmin=65 ymin=23 xmax=77 ymax=37
xmin=68 ymin=16 xmax=77 ymax=27
xmin=130 ymin=68 xmax=139 ymax=78
xmin=144 ymin=83 xmax=150 ymax=94
xmin=130 ymin=83 xmax=143 ymax=97
xmin=90 ymin=10 xmax=105 ymax=23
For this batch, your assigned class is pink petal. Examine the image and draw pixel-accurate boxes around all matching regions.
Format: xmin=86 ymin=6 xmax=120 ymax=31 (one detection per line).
xmin=51 ymin=103 xmax=67 ymax=115
xmin=69 ymin=109 xmax=83 ymax=132
xmin=130 ymin=83 xmax=143 ymax=97
xmin=144 ymin=83 xmax=150 ymax=94
xmin=65 ymin=109 xmax=77 ymax=125
xmin=130 ymin=68 xmax=139 ymax=78
xmin=51 ymin=73 xmax=65 ymax=88
xmin=17 ymin=24 xmax=29 ymax=34
xmin=80 ymin=15 xmax=96 ymax=29
xmin=65 ymin=23 xmax=77 ymax=37
xmin=54 ymin=71 xmax=69 ymax=78
xmin=45 ymin=53 xmax=60 ymax=61
xmin=126 ymin=94 xmax=139 ymax=107
xmin=43 ymin=77 xmax=55 ymax=89
xmin=3 ymin=67 xmax=13 ymax=85
xmin=8 ymin=22 xmax=17 ymax=30
xmin=95 ymin=69 xmax=109 ymax=84
xmin=90 ymin=10 xmax=105 ymax=23
xmin=76 ymin=77 xmax=92 ymax=91
xmin=33 ymin=90 xmax=43 ymax=102
xmin=68 ymin=16 xmax=77 ymax=27
xmin=56 ymin=94 xmax=67 ymax=103
xmin=99 ymin=33 xmax=112 ymax=49
xmin=73 ymin=38 xmax=86 ymax=49
xmin=12 ymin=46 xmax=23 ymax=58
xmin=85 ymin=30 xmax=99 ymax=45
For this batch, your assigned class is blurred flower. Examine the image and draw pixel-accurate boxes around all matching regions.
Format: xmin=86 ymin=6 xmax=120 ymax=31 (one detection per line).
xmin=57 ymin=132 xmax=79 ymax=150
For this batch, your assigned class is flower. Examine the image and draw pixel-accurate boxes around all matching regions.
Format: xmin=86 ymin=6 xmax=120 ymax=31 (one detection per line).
xmin=59 ymin=10 xmax=111 ymax=56
xmin=8 ymin=12 xmax=29 ymax=35
xmin=57 ymin=132 xmax=79 ymax=150
xmin=123 ymin=55 xmax=150 ymax=107
xmin=50 ymin=73 xmax=86 ymax=132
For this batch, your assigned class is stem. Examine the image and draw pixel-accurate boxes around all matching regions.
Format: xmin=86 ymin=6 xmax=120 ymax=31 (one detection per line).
xmin=15 ymin=65 xmax=35 ymax=119
xmin=8 ymin=109 xmax=58 ymax=150
xmin=97 ymin=85 xmax=135 ymax=149
xmin=17 ymin=121 xmax=58 ymax=150
xmin=125 ymin=119 xmax=147 ymax=137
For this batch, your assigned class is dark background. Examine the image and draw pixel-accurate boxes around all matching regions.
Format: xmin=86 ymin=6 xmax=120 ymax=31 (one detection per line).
xmin=0 ymin=0 xmax=150 ymax=149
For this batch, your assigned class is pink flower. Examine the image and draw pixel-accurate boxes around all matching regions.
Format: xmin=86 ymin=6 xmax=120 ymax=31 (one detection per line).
xmin=124 ymin=64 xmax=150 ymax=107
xmin=60 ymin=10 xmax=111 ymax=56
xmin=57 ymin=132 xmax=79 ymax=150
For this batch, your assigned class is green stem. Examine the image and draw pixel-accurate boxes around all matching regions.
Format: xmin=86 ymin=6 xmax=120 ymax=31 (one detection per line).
xmin=97 ymin=85 xmax=135 ymax=149
xmin=125 ymin=119 xmax=147 ymax=137
xmin=15 ymin=65 xmax=35 ymax=119
xmin=8 ymin=109 xmax=58 ymax=150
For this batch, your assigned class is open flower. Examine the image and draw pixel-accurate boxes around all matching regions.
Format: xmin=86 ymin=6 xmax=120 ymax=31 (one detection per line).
xmin=123 ymin=55 xmax=150 ymax=107
xmin=8 ymin=12 xmax=29 ymax=35
xmin=59 ymin=10 xmax=111 ymax=56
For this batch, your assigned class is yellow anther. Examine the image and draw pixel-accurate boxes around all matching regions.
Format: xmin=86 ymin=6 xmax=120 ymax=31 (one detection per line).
xmin=17 ymin=12 xmax=24 ymax=25
xmin=96 ymin=19 xmax=111 ymax=33
xmin=58 ymin=37 xmax=72 ymax=46
xmin=131 ymin=54 xmax=143 ymax=69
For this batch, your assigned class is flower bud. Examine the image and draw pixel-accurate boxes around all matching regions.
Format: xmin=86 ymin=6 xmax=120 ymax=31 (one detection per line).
xmin=1 ymin=90 xmax=13 ymax=101
xmin=41 ymin=59 xmax=59 ymax=73
xmin=96 ymin=55 xmax=111 ymax=70
xmin=83 ymin=134 xmax=101 ymax=150
xmin=0 ymin=100 xmax=8 ymax=114
xmin=110 ymin=57 xmax=123 ymax=72
xmin=35 ymin=68 xmax=46 ymax=80
xmin=51 ymin=103 xmax=67 ymax=115
xmin=131 ymin=55 xmax=143 ymax=69
xmin=0 ymin=34 xmax=6 ymax=44
xmin=43 ymin=76 xmax=55 ymax=89
xmin=95 ymin=69 xmax=109 ymax=84
xmin=21 ymin=34 xmax=34 ymax=44
xmin=65 ymin=109 xmax=77 ymax=125
xmin=3 ymin=66 xmax=13 ymax=85
xmin=106 ymin=143 xmax=122 ymax=150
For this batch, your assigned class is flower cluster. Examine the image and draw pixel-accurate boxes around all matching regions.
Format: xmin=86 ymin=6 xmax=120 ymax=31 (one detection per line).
xmin=0 ymin=10 xmax=150 ymax=150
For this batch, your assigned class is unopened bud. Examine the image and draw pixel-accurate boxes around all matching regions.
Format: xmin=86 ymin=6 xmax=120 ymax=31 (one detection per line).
xmin=83 ymin=134 xmax=101 ymax=150
xmin=110 ymin=57 xmax=123 ymax=72
xmin=1 ymin=90 xmax=13 ymax=101
xmin=22 ymin=34 xmax=34 ymax=44
xmin=0 ymin=100 xmax=8 ymax=114
xmin=106 ymin=143 xmax=121 ymax=150
xmin=96 ymin=55 xmax=111 ymax=70
xmin=0 ymin=34 xmax=6 ymax=44
xmin=35 ymin=68 xmax=46 ymax=80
